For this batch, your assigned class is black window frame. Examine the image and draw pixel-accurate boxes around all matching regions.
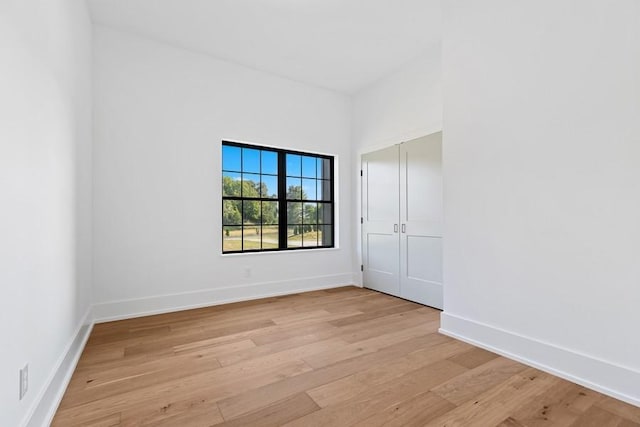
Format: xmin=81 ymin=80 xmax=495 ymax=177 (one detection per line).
xmin=221 ymin=140 xmax=335 ymax=254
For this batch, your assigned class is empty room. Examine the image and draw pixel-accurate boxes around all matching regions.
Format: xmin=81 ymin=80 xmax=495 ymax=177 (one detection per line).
xmin=2 ymin=0 xmax=640 ymax=426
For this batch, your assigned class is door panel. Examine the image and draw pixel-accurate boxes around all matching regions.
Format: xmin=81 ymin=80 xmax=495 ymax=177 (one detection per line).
xmin=366 ymin=154 xmax=399 ymax=222
xmin=367 ymin=234 xmax=398 ymax=274
xmin=400 ymin=133 xmax=443 ymax=309
xmin=406 ymin=236 xmax=443 ymax=283
xmin=362 ymin=145 xmax=400 ymax=296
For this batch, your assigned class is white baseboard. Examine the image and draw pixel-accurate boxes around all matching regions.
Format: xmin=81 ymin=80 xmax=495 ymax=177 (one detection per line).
xmin=23 ymin=308 xmax=94 ymax=427
xmin=439 ymin=312 xmax=640 ymax=408
xmin=93 ymin=273 xmax=355 ymax=323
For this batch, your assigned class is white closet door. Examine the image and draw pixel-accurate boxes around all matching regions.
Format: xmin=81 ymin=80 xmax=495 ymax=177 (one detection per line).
xmin=362 ymin=145 xmax=400 ymax=296
xmin=399 ymin=133 xmax=443 ymax=309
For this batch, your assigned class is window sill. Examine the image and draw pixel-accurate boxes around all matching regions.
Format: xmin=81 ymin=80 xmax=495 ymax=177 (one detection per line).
xmin=220 ymin=247 xmax=341 ymax=257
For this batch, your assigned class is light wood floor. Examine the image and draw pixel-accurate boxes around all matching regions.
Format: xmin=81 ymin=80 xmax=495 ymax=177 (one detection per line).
xmin=53 ymin=287 xmax=640 ymax=426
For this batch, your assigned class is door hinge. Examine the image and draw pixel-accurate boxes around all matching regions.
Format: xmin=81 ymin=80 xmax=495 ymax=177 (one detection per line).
xmin=361 ymin=264 xmax=364 ymax=272
xmin=360 ymin=170 xmax=363 ymax=176
xmin=360 ymin=217 xmax=363 ymax=224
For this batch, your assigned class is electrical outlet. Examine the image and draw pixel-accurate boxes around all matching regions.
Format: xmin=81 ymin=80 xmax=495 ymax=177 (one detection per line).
xmin=19 ymin=364 xmax=28 ymax=400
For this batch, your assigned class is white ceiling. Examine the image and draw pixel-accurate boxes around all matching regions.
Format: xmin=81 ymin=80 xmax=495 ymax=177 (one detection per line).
xmin=88 ymin=0 xmax=441 ymax=94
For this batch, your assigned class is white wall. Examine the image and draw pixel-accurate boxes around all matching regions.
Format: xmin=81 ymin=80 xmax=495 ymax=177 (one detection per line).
xmin=92 ymin=27 xmax=353 ymax=319
xmin=441 ymin=0 xmax=640 ymax=405
xmin=0 ymin=0 xmax=93 ymax=425
xmin=351 ymin=46 xmax=443 ymax=282
xmin=352 ymin=46 xmax=443 ymax=154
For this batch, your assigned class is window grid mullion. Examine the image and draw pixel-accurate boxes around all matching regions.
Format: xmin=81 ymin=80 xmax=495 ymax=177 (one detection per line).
xmin=277 ymin=151 xmax=287 ymax=250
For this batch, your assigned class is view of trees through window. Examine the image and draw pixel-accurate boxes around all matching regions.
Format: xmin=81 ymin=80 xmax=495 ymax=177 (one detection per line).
xmin=222 ymin=142 xmax=333 ymax=253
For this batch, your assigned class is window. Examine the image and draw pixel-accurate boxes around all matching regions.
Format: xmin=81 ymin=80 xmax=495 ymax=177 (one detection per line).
xmin=222 ymin=141 xmax=334 ymax=253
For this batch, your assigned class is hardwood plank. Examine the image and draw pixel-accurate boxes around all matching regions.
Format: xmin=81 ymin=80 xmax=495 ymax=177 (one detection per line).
xmin=321 ymin=293 xmax=411 ymax=314
xmin=425 ymin=368 xmax=560 ymax=426
xmin=307 ymin=335 xmax=464 ymax=407
xmin=352 ymin=391 xmax=454 ymax=427
xmin=282 ymin=360 xmax=467 ymax=427
xmin=120 ymin=397 xmax=224 ymax=427
xmin=569 ymin=405 xmax=640 ymax=427
xmin=506 ymin=382 xmax=601 ymax=426
xmin=122 ymin=318 xmax=276 ymax=357
xmin=327 ymin=301 xmax=422 ymax=327
xmin=249 ymin=319 xmax=341 ymax=346
xmin=598 ymin=398 xmax=640 ymax=424
xmin=75 ymin=346 xmax=125 ymax=368
xmin=218 ymin=327 xmax=341 ymax=367
xmin=447 ymin=346 xmax=499 ymax=369
xmin=162 ymin=313 xmax=341 ymax=353
xmin=271 ymin=309 xmax=361 ymax=325
xmin=302 ymin=321 xmax=439 ymax=369
xmin=172 ymin=337 xmax=255 ymax=355
xmin=82 ymin=413 xmax=121 ymax=427
xmin=338 ymin=307 xmax=439 ymax=344
xmin=54 ymin=359 xmax=311 ymax=425
xmin=431 ymin=356 xmax=527 ymax=406
xmin=52 ymin=287 xmax=640 ymax=427
xmin=217 ymin=393 xmax=319 ymax=426
xmin=217 ymin=332 xmax=448 ymax=420
xmin=60 ymin=349 xmax=224 ymax=407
